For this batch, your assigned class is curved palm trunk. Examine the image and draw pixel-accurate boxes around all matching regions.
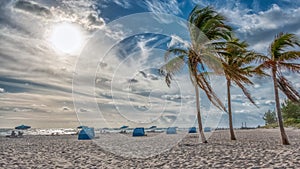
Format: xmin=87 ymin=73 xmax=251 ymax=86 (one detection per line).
xmin=272 ymin=68 xmax=290 ymax=145
xmin=195 ymin=84 xmax=208 ymax=143
xmin=227 ymin=78 xmax=236 ymax=140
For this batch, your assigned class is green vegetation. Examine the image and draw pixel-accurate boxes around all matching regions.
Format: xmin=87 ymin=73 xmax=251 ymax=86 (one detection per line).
xmin=263 ymin=110 xmax=277 ymax=125
xmin=282 ymin=100 xmax=300 ymax=120
xmin=263 ymin=100 xmax=300 ymax=129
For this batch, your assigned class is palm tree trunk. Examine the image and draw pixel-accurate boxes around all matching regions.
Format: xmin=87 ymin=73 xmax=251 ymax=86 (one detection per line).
xmin=195 ymin=84 xmax=207 ymax=143
xmin=227 ymin=78 xmax=236 ymax=140
xmin=272 ymin=68 xmax=290 ymax=145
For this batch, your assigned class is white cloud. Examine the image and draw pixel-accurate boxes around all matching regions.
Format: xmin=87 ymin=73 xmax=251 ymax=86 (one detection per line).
xmin=145 ymin=0 xmax=182 ymax=15
xmin=216 ymin=3 xmax=300 ymax=53
xmin=112 ymin=0 xmax=131 ymax=9
xmin=168 ymin=34 xmax=190 ymax=49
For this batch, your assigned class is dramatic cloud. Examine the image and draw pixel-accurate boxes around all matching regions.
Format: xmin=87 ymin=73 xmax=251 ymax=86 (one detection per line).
xmin=0 ymin=0 xmax=299 ymax=128
xmin=196 ymin=0 xmax=300 ymax=53
xmin=14 ymin=0 xmax=52 ymax=17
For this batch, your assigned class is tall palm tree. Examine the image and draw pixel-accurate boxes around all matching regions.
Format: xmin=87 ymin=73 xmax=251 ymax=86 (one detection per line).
xmin=217 ymin=38 xmax=260 ymax=140
xmin=160 ymin=6 xmax=231 ymax=143
xmin=256 ymin=32 xmax=300 ymax=145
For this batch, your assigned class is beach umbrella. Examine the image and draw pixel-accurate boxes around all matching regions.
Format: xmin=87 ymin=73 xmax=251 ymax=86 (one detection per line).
xmin=15 ymin=124 xmax=31 ymax=130
xmin=120 ymin=125 xmax=129 ymax=129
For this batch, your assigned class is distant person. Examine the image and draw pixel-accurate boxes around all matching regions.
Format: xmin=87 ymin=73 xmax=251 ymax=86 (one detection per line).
xmin=18 ymin=131 xmax=23 ymax=137
xmin=11 ymin=131 xmax=16 ymax=137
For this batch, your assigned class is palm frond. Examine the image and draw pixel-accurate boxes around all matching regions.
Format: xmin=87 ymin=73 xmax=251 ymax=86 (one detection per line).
xmin=277 ymin=75 xmax=300 ymax=103
xmin=270 ymin=33 xmax=300 ymax=59
xmin=196 ymin=72 xmax=227 ymax=112
xmin=244 ymin=52 xmax=269 ymax=64
xmin=164 ymin=48 xmax=188 ymax=62
xmin=161 ymin=55 xmax=186 ymax=87
xmin=253 ymin=64 xmax=270 ymax=77
xmin=188 ymin=6 xmax=232 ymax=41
xmin=223 ymin=63 xmax=253 ymax=85
xmin=235 ymin=80 xmax=258 ymax=107
xmin=278 ymin=62 xmax=300 ymax=73
xmin=278 ymin=51 xmax=300 ymax=62
xmin=198 ymin=46 xmax=224 ymax=74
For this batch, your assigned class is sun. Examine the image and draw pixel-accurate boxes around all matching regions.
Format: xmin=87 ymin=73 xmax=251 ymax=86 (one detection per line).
xmin=49 ymin=22 xmax=83 ymax=54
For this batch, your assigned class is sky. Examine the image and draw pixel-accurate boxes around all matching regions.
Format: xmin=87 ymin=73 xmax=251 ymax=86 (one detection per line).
xmin=0 ymin=0 xmax=300 ymax=128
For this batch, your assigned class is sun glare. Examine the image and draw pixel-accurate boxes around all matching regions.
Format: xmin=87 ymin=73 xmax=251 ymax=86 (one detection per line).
xmin=49 ymin=22 xmax=83 ymax=54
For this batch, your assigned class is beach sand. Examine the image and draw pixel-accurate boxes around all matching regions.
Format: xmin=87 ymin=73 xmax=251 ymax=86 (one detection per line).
xmin=1 ymin=128 xmax=300 ymax=168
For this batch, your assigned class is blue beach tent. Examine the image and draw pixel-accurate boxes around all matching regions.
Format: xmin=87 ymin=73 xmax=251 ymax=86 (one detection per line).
xmin=188 ymin=127 xmax=197 ymax=133
xmin=78 ymin=127 xmax=95 ymax=140
xmin=204 ymin=127 xmax=212 ymax=132
xmin=133 ymin=127 xmax=145 ymax=137
xmin=166 ymin=127 xmax=177 ymax=134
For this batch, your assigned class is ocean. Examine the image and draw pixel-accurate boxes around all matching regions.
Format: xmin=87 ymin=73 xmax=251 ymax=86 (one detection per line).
xmin=0 ymin=128 xmax=78 ymax=136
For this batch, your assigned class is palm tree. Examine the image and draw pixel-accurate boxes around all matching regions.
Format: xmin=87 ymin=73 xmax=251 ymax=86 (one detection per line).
xmin=256 ymin=32 xmax=300 ymax=145
xmin=217 ymin=38 xmax=260 ymax=140
xmin=160 ymin=6 xmax=231 ymax=143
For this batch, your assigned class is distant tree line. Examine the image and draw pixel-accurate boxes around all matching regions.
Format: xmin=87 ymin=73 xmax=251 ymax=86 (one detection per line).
xmin=263 ymin=100 xmax=300 ymax=128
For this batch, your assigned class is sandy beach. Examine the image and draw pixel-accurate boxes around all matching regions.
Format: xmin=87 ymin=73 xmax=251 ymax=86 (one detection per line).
xmin=1 ymin=128 xmax=300 ymax=168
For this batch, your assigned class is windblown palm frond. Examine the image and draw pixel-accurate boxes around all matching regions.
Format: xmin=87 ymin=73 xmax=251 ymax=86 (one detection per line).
xmin=278 ymin=51 xmax=300 ymax=61
xmin=189 ymin=6 xmax=232 ymax=41
xmin=278 ymin=62 xmax=300 ymax=73
xmin=270 ymin=33 xmax=300 ymax=59
xmin=161 ymin=54 xmax=186 ymax=87
xmin=277 ymin=75 xmax=300 ymax=103
xmin=196 ymin=72 xmax=227 ymax=111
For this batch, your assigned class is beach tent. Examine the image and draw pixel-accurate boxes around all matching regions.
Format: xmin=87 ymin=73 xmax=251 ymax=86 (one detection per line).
xmin=78 ymin=127 xmax=95 ymax=140
xmin=204 ymin=127 xmax=212 ymax=132
xmin=132 ymin=127 xmax=145 ymax=137
xmin=188 ymin=127 xmax=197 ymax=133
xmin=166 ymin=127 xmax=177 ymax=134
xmin=15 ymin=124 xmax=31 ymax=130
